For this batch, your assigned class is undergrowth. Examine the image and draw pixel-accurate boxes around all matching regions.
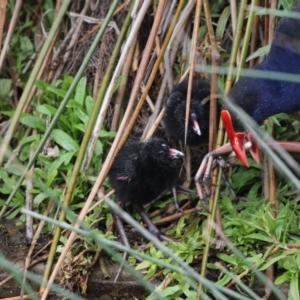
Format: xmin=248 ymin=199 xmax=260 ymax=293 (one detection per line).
xmin=1 ymin=0 xmax=300 ymax=299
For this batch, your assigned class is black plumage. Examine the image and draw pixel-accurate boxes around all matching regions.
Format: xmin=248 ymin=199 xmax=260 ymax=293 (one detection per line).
xmin=109 ymin=138 xmax=184 ymax=238
xmin=164 ymin=79 xmax=212 ymax=146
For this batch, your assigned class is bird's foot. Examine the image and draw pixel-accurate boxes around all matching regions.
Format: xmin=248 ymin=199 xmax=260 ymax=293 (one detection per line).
xmin=194 ymin=143 xmax=236 ymax=204
xmin=148 ymin=224 xmax=175 ymax=242
xmin=194 ymin=152 xmax=216 ymax=204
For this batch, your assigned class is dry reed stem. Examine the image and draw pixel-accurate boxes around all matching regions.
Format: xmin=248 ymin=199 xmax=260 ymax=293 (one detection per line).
xmin=40 ymin=3 xmax=156 ymax=298
xmin=20 ymin=201 xmax=54 ymax=299
xmin=0 ymin=0 xmax=7 ymax=53
xmin=0 ymin=0 xmax=22 ymax=72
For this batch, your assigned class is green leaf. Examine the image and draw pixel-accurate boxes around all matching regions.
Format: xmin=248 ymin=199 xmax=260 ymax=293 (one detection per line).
xmin=73 ymin=124 xmax=86 ymax=133
xmin=85 ymin=96 xmax=94 ymax=116
xmin=95 ymin=140 xmax=103 ymax=157
xmin=289 ymin=272 xmax=300 ymax=300
xmin=246 ymin=45 xmax=270 ymax=61
xmin=48 ymin=151 xmax=77 ymax=174
xmin=245 ymin=233 xmax=272 ymax=243
xmin=217 ymin=253 xmax=238 ymax=265
xmin=259 ymin=253 xmax=288 ymax=271
xmin=51 ymin=129 xmax=79 ymax=151
xmin=0 ymin=168 xmax=13 ymax=186
xmin=6 ymin=164 xmax=24 ymax=176
xmin=47 ymin=169 xmax=58 ymax=186
xmin=6 ymin=207 xmax=22 ymax=220
xmin=34 ymin=192 xmax=49 ymax=205
xmin=36 ymin=104 xmax=58 ymax=116
xmin=157 ymin=285 xmax=181 ymax=297
xmin=100 ymin=130 xmax=117 ymax=138
xmin=46 ymin=86 xmax=67 ymax=98
xmin=115 ymin=75 xmax=125 ymax=92
xmin=183 ymin=285 xmax=197 ymax=299
xmin=20 ymin=134 xmax=40 ymax=145
xmin=75 ymin=108 xmax=89 ymax=126
xmin=0 ymin=79 xmax=11 ymax=102
xmin=216 ymin=6 xmax=231 ymax=40
xmin=275 ymin=271 xmax=290 ymax=285
xmin=20 ymin=36 xmax=33 ymax=55
xmin=2 ymin=110 xmax=14 ymax=117
xmin=135 ymin=260 xmax=152 ymax=270
xmin=217 ymin=274 xmax=231 ymax=286
xmin=20 ymin=115 xmax=46 ymax=130
xmin=74 ymin=77 xmax=87 ymax=105
xmin=35 ymin=80 xmax=54 ymax=92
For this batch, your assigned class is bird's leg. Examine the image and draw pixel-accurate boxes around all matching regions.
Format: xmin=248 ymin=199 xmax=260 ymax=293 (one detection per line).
xmin=111 ymin=205 xmax=143 ymax=283
xmin=111 ymin=210 xmax=128 ymax=283
xmin=171 ymin=186 xmax=182 ymax=212
xmin=194 ymin=143 xmax=234 ymax=203
xmin=132 ymin=203 xmax=174 ymax=242
xmin=176 ymin=185 xmax=196 ymax=194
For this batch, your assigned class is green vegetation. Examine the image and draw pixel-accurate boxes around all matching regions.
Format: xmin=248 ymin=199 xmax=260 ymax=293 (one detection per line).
xmin=0 ymin=0 xmax=300 ymax=299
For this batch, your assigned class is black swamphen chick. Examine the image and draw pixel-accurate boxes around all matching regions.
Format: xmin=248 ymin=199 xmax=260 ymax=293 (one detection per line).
xmin=109 ymin=138 xmax=184 ymax=239
xmin=222 ymin=2 xmax=300 ymax=167
xmin=164 ymin=79 xmax=212 ymax=146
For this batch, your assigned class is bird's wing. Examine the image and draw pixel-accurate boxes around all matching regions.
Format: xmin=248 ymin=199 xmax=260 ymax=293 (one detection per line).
xmin=115 ymin=152 xmax=139 ymax=182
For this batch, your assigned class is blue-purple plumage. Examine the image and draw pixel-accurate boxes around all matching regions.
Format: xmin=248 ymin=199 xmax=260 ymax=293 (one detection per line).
xmin=225 ymin=2 xmax=300 ymax=131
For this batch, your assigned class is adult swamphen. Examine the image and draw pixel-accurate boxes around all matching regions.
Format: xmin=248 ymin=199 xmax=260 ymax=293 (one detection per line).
xmin=195 ymin=2 xmax=300 ymax=199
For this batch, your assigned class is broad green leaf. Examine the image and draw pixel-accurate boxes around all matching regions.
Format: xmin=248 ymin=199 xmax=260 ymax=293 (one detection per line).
xmin=1 ymin=110 xmax=14 ymax=117
xmin=34 ymin=192 xmax=49 ymax=205
xmin=135 ymin=260 xmax=152 ymax=270
xmin=289 ymin=272 xmax=300 ymax=300
xmin=154 ymin=285 xmax=181 ymax=297
xmin=217 ymin=274 xmax=231 ymax=286
xmin=183 ymin=286 xmax=197 ymax=299
xmin=259 ymin=253 xmax=289 ymax=271
xmin=144 ymin=263 xmax=157 ymax=279
xmin=46 ymin=86 xmax=67 ymax=98
xmin=75 ymin=108 xmax=89 ymax=126
xmin=73 ymin=124 xmax=86 ymax=133
xmin=48 ymin=151 xmax=77 ymax=174
xmin=85 ymin=96 xmax=94 ymax=116
xmin=20 ymin=134 xmax=40 ymax=145
xmin=36 ymin=104 xmax=58 ymax=116
xmin=275 ymin=271 xmax=290 ymax=285
xmin=0 ymin=168 xmax=14 ymax=186
xmin=6 ymin=164 xmax=24 ymax=176
xmin=67 ymin=100 xmax=83 ymax=109
xmin=51 ymin=129 xmax=79 ymax=151
xmin=20 ymin=115 xmax=46 ymax=130
xmin=35 ymin=80 xmax=54 ymax=92
xmin=217 ymin=253 xmax=238 ymax=265
xmin=95 ymin=140 xmax=103 ymax=156
xmin=74 ymin=77 xmax=87 ymax=105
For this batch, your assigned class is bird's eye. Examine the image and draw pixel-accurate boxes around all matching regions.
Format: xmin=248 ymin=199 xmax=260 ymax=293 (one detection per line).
xmin=159 ymin=150 xmax=166 ymax=156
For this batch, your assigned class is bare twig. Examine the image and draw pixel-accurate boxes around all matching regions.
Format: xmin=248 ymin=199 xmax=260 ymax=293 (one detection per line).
xmin=0 ymin=0 xmax=22 ymax=71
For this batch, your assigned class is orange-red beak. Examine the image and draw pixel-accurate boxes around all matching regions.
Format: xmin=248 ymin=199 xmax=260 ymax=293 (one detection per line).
xmin=221 ymin=110 xmax=260 ymax=167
